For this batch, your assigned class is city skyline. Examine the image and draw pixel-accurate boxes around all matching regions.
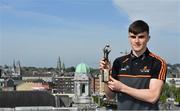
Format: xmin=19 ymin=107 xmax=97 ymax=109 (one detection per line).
xmin=0 ymin=0 xmax=180 ymax=68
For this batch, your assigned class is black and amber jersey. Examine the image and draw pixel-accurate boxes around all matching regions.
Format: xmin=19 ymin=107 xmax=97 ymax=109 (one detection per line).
xmin=111 ymin=48 xmax=167 ymax=110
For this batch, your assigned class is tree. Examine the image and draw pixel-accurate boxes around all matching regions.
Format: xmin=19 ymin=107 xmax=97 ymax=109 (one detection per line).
xmin=160 ymin=83 xmax=170 ymax=103
xmin=174 ymin=87 xmax=180 ymax=103
xmin=160 ymin=83 xmax=180 ymax=104
xmin=65 ymin=66 xmax=75 ymax=72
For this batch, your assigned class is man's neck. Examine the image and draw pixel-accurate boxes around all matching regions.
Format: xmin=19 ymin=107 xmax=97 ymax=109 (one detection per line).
xmin=132 ymin=48 xmax=147 ymax=57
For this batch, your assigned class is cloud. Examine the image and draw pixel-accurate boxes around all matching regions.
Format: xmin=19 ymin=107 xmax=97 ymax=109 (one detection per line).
xmin=112 ymin=0 xmax=180 ymax=33
xmin=112 ymin=0 xmax=180 ymax=64
xmin=0 ymin=1 xmax=13 ymax=10
xmin=0 ymin=2 xmax=63 ymax=26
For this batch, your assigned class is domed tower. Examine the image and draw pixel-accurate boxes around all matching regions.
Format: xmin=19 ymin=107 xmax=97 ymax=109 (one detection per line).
xmin=74 ymin=63 xmax=91 ymax=105
xmin=75 ymin=63 xmax=90 ymax=74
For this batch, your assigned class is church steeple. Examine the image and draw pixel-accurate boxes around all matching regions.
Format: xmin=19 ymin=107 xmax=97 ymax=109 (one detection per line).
xmin=16 ymin=60 xmax=21 ymax=75
xmin=12 ymin=60 xmax=21 ymax=76
xmin=57 ymin=56 xmax=61 ymax=72
xmin=61 ymin=62 xmax=65 ymax=73
xmin=13 ymin=60 xmax=16 ymax=71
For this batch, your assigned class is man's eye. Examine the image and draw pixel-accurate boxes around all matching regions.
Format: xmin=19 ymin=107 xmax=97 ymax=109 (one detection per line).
xmin=138 ymin=36 xmax=145 ymax=39
xmin=130 ymin=36 xmax=136 ymax=39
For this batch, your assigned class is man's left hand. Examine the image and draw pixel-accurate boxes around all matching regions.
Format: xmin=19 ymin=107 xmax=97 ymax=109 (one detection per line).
xmin=107 ymin=76 xmax=125 ymax=92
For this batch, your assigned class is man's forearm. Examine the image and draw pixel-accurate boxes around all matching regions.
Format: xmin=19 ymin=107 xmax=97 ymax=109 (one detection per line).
xmin=120 ymin=79 xmax=164 ymax=104
xmin=121 ymin=85 xmax=159 ymax=103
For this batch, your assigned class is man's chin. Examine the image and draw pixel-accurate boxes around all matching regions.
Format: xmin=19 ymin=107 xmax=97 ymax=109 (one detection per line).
xmin=133 ymin=49 xmax=142 ymax=52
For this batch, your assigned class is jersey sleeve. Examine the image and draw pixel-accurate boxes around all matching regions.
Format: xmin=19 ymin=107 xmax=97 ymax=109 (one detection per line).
xmin=150 ymin=59 xmax=167 ymax=81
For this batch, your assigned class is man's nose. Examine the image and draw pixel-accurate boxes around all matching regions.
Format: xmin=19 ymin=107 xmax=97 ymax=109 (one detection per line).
xmin=135 ymin=37 xmax=139 ymax=42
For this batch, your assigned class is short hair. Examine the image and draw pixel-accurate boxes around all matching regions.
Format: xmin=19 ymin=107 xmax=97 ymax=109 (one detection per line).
xmin=128 ymin=20 xmax=149 ymax=35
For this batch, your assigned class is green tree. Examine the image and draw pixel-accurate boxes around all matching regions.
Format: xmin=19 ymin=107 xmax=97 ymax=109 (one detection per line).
xmin=160 ymin=83 xmax=180 ymax=104
xmin=174 ymin=87 xmax=180 ymax=103
xmin=160 ymin=83 xmax=170 ymax=103
xmin=65 ymin=66 xmax=75 ymax=72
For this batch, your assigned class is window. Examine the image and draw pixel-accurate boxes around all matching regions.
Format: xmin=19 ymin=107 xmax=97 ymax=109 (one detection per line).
xmin=82 ymin=84 xmax=85 ymax=94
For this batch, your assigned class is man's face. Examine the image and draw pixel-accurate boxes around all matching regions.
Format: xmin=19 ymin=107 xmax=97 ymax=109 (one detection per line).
xmin=128 ymin=32 xmax=149 ymax=53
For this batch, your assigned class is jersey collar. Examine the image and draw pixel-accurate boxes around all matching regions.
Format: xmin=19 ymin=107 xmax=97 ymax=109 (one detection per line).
xmin=130 ymin=48 xmax=150 ymax=60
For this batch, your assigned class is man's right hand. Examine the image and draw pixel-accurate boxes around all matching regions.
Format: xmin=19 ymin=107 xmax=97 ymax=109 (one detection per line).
xmin=99 ymin=58 xmax=111 ymax=71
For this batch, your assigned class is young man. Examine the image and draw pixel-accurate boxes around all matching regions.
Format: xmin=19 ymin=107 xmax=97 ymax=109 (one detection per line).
xmin=100 ymin=20 xmax=167 ymax=110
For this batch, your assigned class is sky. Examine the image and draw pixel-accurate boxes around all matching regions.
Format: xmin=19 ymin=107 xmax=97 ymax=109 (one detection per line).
xmin=0 ymin=0 xmax=180 ymax=68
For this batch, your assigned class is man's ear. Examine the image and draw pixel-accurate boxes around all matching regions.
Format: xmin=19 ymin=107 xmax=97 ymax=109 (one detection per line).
xmin=147 ymin=35 xmax=150 ymax=42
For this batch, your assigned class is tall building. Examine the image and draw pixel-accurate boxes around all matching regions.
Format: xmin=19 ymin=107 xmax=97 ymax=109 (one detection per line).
xmin=53 ymin=76 xmax=74 ymax=94
xmin=12 ymin=60 xmax=21 ymax=76
xmin=57 ymin=56 xmax=61 ymax=72
xmin=16 ymin=60 xmax=21 ymax=76
xmin=57 ymin=56 xmax=65 ymax=73
xmin=73 ymin=63 xmax=92 ymax=109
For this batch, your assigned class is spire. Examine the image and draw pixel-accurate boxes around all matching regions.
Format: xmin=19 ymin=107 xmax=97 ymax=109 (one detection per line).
xmin=61 ymin=62 xmax=65 ymax=73
xmin=13 ymin=60 xmax=16 ymax=69
xmin=57 ymin=56 xmax=61 ymax=72
xmin=12 ymin=60 xmax=16 ymax=73
xmin=12 ymin=60 xmax=21 ymax=76
xmin=17 ymin=60 xmax=21 ymax=68
xmin=16 ymin=60 xmax=21 ymax=75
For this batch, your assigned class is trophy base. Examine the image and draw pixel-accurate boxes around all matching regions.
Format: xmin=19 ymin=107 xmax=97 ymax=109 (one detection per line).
xmin=103 ymin=69 xmax=109 ymax=82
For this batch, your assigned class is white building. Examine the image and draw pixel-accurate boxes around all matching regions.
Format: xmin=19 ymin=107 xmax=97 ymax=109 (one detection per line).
xmin=166 ymin=78 xmax=180 ymax=87
xmin=73 ymin=63 xmax=94 ymax=110
xmin=74 ymin=63 xmax=91 ymax=103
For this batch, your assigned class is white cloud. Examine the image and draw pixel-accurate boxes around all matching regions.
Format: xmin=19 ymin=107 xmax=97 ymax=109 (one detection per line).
xmin=112 ymin=0 xmax=180 ymax=64
xmin=0 ymin=2 xmax=63 ymax=24
xmin=112 ymin=0 xmax=180 ymax=33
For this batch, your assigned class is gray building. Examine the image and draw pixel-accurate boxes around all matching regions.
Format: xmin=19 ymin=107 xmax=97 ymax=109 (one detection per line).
xmin=73 ymin=63 xmax=95 ymax=110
